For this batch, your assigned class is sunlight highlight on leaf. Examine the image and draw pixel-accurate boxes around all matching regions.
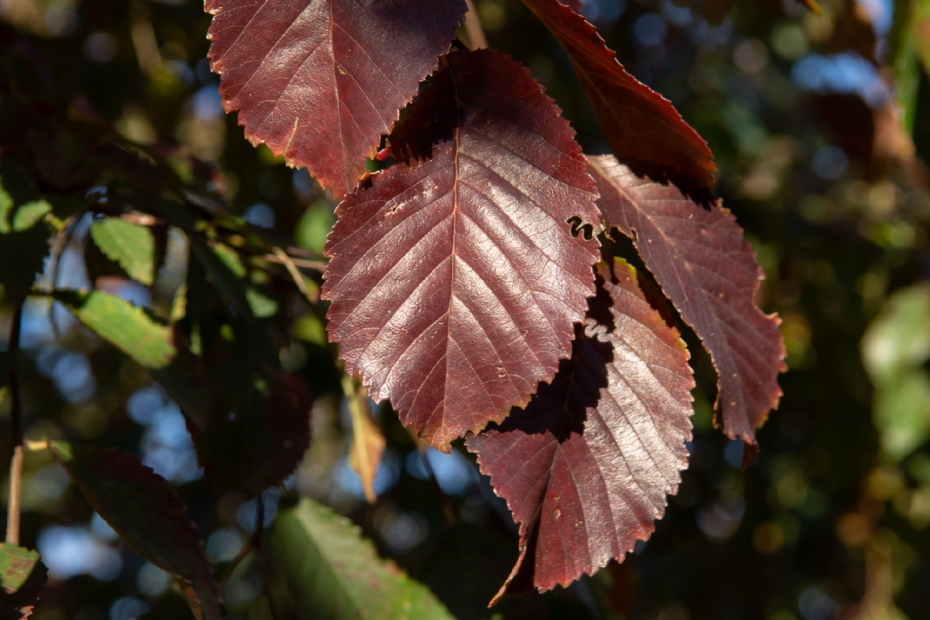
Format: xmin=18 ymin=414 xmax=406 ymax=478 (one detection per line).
xmin=467 ymin=259 xmax=694 ymax=601
xmin=324 ymin=49 xmax=601 ymax=450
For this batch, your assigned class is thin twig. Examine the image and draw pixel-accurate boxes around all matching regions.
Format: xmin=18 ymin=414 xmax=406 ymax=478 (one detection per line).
xmin=261 ymin=253 xmax=326 ymax=274
xmin=463 ymin=0 xmax=488 ymax=50
xmin=271 ymin=246 xmax=329 ymax=328
xmin=6 ymin=298 xmax=25 ymax=545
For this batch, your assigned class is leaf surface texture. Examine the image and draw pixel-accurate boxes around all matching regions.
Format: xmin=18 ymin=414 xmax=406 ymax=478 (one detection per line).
xmin=206 ymin=0 xmax=466 ymax=198
xmin=588 ymin=155 xmax=784 ymax=443
xmin=324 ymin=49 xmax=600 ymax=449
xmin=264 ymin=498 xmax=453 ymax=619
xmin=467 ymin=259 xmax=694 ymax=599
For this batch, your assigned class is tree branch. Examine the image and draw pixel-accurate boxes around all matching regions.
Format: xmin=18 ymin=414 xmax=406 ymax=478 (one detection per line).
xmin=6 ymin=298 xmax=25 ymax=545
xmin=463 ymin=0 xmax=488 ymax=50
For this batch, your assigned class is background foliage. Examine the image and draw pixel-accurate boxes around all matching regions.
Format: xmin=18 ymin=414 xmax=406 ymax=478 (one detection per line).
xmin=1 ymin=0 xmax=930 ymax=618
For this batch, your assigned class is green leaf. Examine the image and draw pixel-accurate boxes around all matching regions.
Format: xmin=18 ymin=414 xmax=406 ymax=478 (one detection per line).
xmin=47 ymin=442 xmax=220 ymax=620
xmin=295 ymin=200 xmax=334 ymax=254
xmin=54 ymin=290 xmax=176 ymax=368
xmin=0 ymin=543 xmax=48 ymax=619
xmin=915 ymin=0 xmax=930 ymax=77
xmin=862 ymin=283 xmax=930 ymax=385
xmin=90 ymin=218 xmax=156 ymax=285
xmin=265 ymin=498 xmax=453 ymax=620
xmin=245 ymin=287 xmax=278 ymax=318
xmin=188 ymin=238 xmax=253 ymax=319
xmin=874 ymin=370 xmax=930 ymax=463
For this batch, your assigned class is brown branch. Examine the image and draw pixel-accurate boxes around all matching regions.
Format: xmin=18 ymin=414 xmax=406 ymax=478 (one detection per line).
xmin=6 ymin=298 xmax=25 ymax=545
xmin=463 ymin=0 xmax=488 ymax=50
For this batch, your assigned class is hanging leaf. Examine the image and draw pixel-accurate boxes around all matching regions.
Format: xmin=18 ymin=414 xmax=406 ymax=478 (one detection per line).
xmin=205 ymin=0 xmax=467 ymax=198
xmin=154 ymin=335 xmax=312 ymax=497
xmin=324 ymin=49 xmax=601 ymax=450
xmin=0 ymin=544 xmax=47 ymax=619
xmin=54 ymin=290 xmax=176 ymax=369
xmin=264 ymin=498 xmax=453 ymax=619
xmin=466 ymin=259 xmax=694 ymax=601
xmin=588 ymin=155 xmax=785 ymax=446
xmin=90 ymin=218 xmax=156 ymax=286
xmin=521 ymin=0 xmax=715 ymax=190
xmin=47 ymin=442 xmax=220 ymax=620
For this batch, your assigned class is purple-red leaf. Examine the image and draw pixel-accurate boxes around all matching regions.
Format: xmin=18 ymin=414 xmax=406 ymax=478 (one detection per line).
xmin=48 ymin=442 xmax=220 ymax=620
xmin=521 ymin=0 xmax=715 ymax=190
xmin=323 ymin=49 xmax=600 ymax=450
xmin=206 ymin=0 xmax=466 ymax=198
xmin=466 ymin=259 xmax=694 ymax=601
xmin=588 ymin=155 xmax=785 ymax=445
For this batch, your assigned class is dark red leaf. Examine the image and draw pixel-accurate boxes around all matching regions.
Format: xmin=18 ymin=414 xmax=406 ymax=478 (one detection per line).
xmin=466 ymin=259 xmax=694 ymax=601
xmin=521 ymin=0 xmax=716 ymax=190
xmin=48 ymin=442 xmax=220 ymax=620
xmin=324 ymin=49 xmax=600 ymax=450
xmin=154 ymin=342 xmax=312 ymax=497
xmin=588 ymin=155 xmax=785 ymax=444
xmin=205 ymin=0 xmax=466 ymax=198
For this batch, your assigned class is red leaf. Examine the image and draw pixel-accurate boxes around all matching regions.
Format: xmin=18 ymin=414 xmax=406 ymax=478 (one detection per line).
xmin=466 ymin=259 xmax=694 ymax=600
xmin=588 ymin=155 xmax=785 ymax=444
xmin=205 ymin=0 xmax=466 ymax=198
xmin=323 ymin=49 xmax=600 ymax=450
xmin=48 ymin=443 xmax=220 ymax=620
xmin=521 ymin=0 xmax=716 ymax=190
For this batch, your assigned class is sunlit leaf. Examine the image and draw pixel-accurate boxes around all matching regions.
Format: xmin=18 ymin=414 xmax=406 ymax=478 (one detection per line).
xmin=324 ymin=49 xmax=600 ymax=449
xmin=0 ymin=543 xmax=47 ymax=619
xmin=48 ymin=442 xmax=220 ymax=620
xmin=90 ymin=218 xmax=156 ymax=286
xmin=521 ymin=0 xmax=715 ymax=190
xmin=467 ymin=259 xmax=694 ymax=600
xmin=54 ymin=290 xmax=176 ymax=369
xmin=206 ymin=0 xmax=467 ymax=198
xmin=264 ymin=498 xmax=453 ymax=619
xmin=588 ymin=155 xmax=784 ymax=446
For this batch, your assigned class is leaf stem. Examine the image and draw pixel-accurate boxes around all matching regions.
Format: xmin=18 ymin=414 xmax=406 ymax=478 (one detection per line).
xmin=463 ymin=0 xmax=488 ymax=50
xmin=6 ymin=298 xmax=25 ymax=545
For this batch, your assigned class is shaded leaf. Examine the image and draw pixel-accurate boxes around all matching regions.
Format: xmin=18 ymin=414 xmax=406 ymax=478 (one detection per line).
xmin=588 ymin=155 xmax=784 ymax=445
xmin=324 ymin=49 xmax=601 ymax=449
xmin=188 ymin=237 xmax=253 ymax=319
xmin=0 ymin=544 xmax=47 ymax=619
xmin=90 ymin=218 xmax=155 ymax=286
xmin=47 ymin=442 xmax=220 ymax=620
xmin=154 ymin=335 xmax=312 ymax=496
xmin=264 ymin=498 xmax=453 ymax=619
xmin=466 ymin=259 xmax=694 ymax=600
xmin=54 ymin=290 xmax=176 ymax=369
xmin=0 ymin=171 xmax=51 ymax=299
xmin=521 ymin=0 xmax=715 ymax=190
xmin=206 ymin=0 xmax=467 ymax=198
xmin=343 ymin=374 xmax=384 ymax=503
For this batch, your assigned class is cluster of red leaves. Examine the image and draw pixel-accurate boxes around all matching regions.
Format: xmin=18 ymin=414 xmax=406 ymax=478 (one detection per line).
xmin=207 ymin=0 xmax=785 ymax=599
